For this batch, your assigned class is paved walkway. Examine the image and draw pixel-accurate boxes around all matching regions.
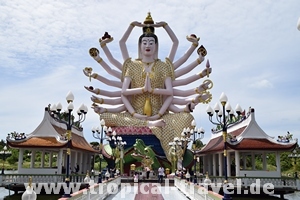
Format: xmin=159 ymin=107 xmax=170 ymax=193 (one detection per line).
xmin=105 ymin=183 xmax=188 ymax=200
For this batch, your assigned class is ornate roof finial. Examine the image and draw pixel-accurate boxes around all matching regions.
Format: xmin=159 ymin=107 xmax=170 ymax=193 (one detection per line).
xmin=144 ymin=12 xmax=154 ymax=24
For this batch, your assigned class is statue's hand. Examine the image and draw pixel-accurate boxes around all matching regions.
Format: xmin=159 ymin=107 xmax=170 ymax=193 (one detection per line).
xmin=185 ymin=102 xmax=196 ymax=112
xmin=143 ymin=73 xmax=150 ymax=92
xmin=91 ymin=95 xmax=104 ymax=104
xmin=154 ymin=21 xmax=167 ymax=28
xmin=84 ymin=86 xmax=101 ymax=95
xmin=131 ymin=21 xmax=143 ymax=27
xmin=200 ymin=66 xmax=212 ymax=77
xmin=198 ymin=53 xmax=205 ymax=63
xmin=196 ymin=81 xmax=212 ymax=94
xmin=99 ymin=37 xmax=113 ymax=47
xmin=91 ymin=104 xmax=105 ymax=114
xmin=186 ymin=34 xmax=200 ymax=46
xmin=83 ymin=69 xmax=90 ymax=77
xmin=195 ymin=92 xmax=212 ymax=104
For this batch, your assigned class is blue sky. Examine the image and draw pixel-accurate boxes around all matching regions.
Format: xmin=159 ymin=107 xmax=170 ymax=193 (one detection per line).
xmin=0 ymin=0 xmax=300 ymax=145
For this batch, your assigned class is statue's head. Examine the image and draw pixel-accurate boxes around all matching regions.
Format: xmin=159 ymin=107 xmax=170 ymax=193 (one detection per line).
xmin=139 ymin=26 xmax=157 ymax=44
xmin=138 ymin=26 xmax=159 ymax=60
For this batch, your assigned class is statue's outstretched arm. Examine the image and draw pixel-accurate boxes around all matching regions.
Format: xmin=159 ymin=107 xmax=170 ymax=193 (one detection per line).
xmin=173 ymin=80 xmax=212 ymax=97
xmin=174 ymin=54 xmax=205 ymax=79
xmin=83 ymin=70 xmax=121 ymax=88
xmin=92 ymin=104 xmax=126 ymax=114
xmin=88 ymin=48 xmax=121 ymax=80
xmin=119 ymin=21 xmax=143 ymax=61
xmin=155 ymin=22 xmax=178 ymax=62
xmin=97 ymin=36 xmax=123 ymax=71
xmin=173 ymin=35 xmax=199 ymax=70
xmin=91 ymin=95 xmax=123 ymax=105
xmin=169 ymin=92 xmax=212 ymax=113
xmin=172 ymin=66 xmax=212 ymax=87
xmin=168 ymin=103 xmax=195 ymax=113
xmin=84 ymin=86 xmax=121 ymax=97
xmin=172 ymin=92 xmax=212 ymax=106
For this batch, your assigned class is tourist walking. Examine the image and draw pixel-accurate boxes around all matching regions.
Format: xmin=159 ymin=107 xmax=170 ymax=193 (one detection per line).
xmin=158 ymin=166 xmax=164 ymax=183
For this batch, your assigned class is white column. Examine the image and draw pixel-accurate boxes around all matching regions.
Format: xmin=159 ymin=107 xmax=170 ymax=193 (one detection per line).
xmin=227 ymin=152 xmax=231 ymax=177
xmin=49 ymin=151 xmax=53 ymax=167
xmin=79 ymin=152 xmax=83 ymax=174
xmin=207 ymin=155 xmax=212 ymax=174
xmin=275 ymin=152 xmax=280 ymax=173
xmin=212 ymin=154 xmax=216 ymax=176
xmin=243 ymin=153 xmax=246 ymax=169
xmin=203 ymin=155 xmax=208 ymax=174
xmin=30 ymin=150 xmax=36 ymax=168
xmin=235 ymin=151 xmax=240 ymax=177
xmin=219 ymin=153 xmax=223 ymax=177
xmin=262 ymin=152 xmax=267 ymax=170
xmin=58 ymin=150 xmax=63 ymax=174
xmin=251 ymin=152 xmax=255 ymax=170
xmin=41 ymin=151 xmax=45 ymax=168
xmin=18 ymin=149 xmax=24 ymax=171
xmin=202 ymin=155 xmax=206 ymax=173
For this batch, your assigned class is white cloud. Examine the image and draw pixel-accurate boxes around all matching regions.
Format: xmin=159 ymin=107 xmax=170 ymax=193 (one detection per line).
xmin=1 ymin=0 xmax=300 ymax=144
xmin=249 ymin=79 xmax=273 ymax=89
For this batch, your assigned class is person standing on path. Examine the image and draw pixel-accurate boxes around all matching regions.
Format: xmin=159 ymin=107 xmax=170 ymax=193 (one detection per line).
xmin=158 ymin=166 xmax=164 ymax=183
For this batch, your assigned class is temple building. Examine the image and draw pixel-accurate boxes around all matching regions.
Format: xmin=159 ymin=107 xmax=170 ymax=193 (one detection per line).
xmin=199 ymin=107 xmax=297 ymax=178
xmin=6 ymin=105 xmax=97 ymax=175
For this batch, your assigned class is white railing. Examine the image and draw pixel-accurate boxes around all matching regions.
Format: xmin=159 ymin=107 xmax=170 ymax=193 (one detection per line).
xmin=175 ymin=176 xmax=300 ymax=200
xmin=0 ymin=174 xmax=87 ymax=186
xmin=174 ymin=177 xmax=223 ymax=200
xmin=198 ymin=176 xmax=300 ymax=189
xmin=59 ymin=176 xmax=121 ymax=200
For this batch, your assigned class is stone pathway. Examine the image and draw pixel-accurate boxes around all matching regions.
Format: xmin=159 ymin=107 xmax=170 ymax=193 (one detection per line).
xmin=105 ymin=183 xmax=188 ymax=200
xmin=134 ymin=183 xmax=164 ymax=200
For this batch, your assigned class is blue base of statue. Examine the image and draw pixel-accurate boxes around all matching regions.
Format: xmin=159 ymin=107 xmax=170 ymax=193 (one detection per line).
xmin=120 ymin=134 xmax=165 ymax=156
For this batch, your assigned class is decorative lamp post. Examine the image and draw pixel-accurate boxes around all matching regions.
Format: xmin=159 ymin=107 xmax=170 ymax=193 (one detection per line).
xmin=92 ymin=119 xmax=107 ymax=183
xmin=168 ymin=131 xmax=190 ymax=179
xmin=189 ymin=120 xmax=205 ymax=184
xmin=206 ymin=92 xmax=242 ymax=200
xmin=50 ymin=91 xmax=88 ymax=198
xmin=1 ymin=146 xmax=8 ymax=174
xmin=106 ymin=130 xmax=127 ymax=176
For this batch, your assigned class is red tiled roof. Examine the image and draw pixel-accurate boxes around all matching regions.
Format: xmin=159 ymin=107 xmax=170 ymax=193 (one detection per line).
xmin=200 ymin=126 xmax=247 ymax=153
xmin=52 ymin=125 xmax=97 ymax=152
xmin=8 ymin=125 xmax=98 ymax=153
xmin=200 ymin=125 xmax=296 ymax=153
xmin=8 ymin=137 xmax=64 ymax=148
xmin=228 ymin=138 xmax=296 ymax=150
